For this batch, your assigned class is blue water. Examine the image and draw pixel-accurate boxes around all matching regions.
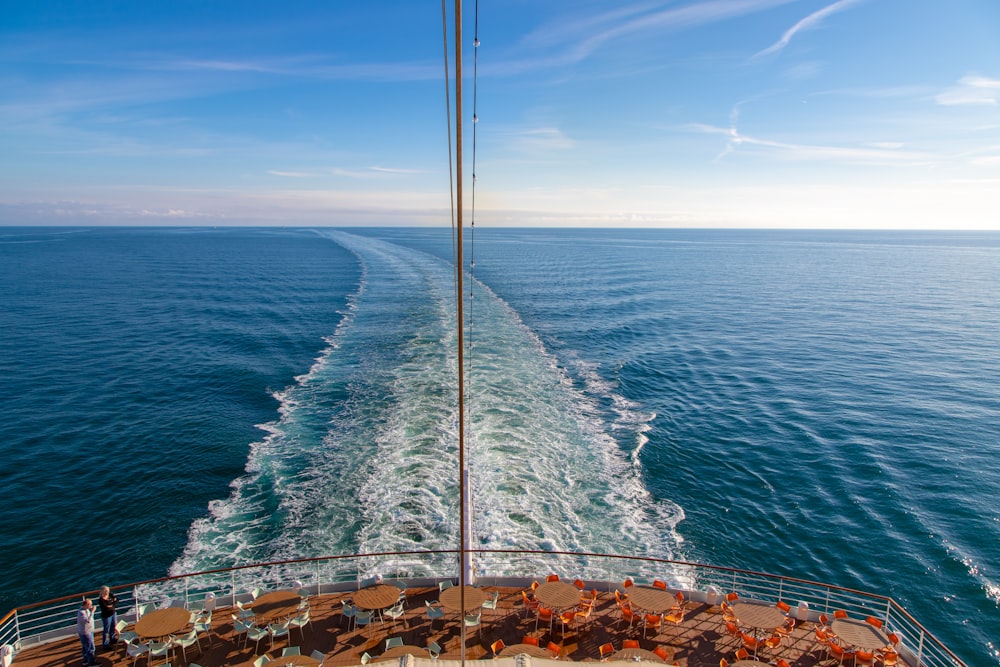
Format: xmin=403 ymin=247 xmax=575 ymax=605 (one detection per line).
xmin=1 ymin=226 xmax=998 ymax=664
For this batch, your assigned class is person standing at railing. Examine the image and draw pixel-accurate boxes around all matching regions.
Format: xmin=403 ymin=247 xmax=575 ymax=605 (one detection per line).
xmin=97 ymin=586 xmax=119 ymax=650
xmin=76 ymin=598 xmax=96 ymax=667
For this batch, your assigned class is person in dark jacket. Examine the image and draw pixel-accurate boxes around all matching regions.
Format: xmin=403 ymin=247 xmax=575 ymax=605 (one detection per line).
xmin=97 ymin=586 xmax=119 ymax=649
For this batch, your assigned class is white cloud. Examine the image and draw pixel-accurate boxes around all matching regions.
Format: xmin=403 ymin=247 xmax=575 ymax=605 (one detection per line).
xmin=268 ymin=170 xmax=316 ymax=178
xmin=510 ymin=127 xmax=576 ymax=154
xmin=688 ymin=123 xmax=932 ymax=166
xmin=754 ymin=0 xmax=865 ymax=59
xmin=936 ymin=75 xmax=1000 ymax=106
xmin=369 ymin=166 xmax=425 ymax=174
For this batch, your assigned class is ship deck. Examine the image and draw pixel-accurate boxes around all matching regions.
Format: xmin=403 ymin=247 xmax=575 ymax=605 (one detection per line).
xmin=11 ymin=584 xmax=906 ymax=667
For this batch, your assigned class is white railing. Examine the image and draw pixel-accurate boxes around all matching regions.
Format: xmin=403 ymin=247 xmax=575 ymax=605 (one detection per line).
xmin=0 ymin=549 xmax=966 ymax=667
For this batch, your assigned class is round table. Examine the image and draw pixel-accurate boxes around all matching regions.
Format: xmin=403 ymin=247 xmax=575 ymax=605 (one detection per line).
xmin=733 ymin=602 xmax=786 ymax=633
xmin=374 ymin=645 xmax=424 ymax=661
xmin=831 ymin=619 xmax=890 ymax=651
xmin=614 ymin=648 xmax=662 ymax=661
xmin=135 ymin=607 xmax=191 ymax=640
xmin=260 ymin=657 xmax=320 ymax=667
xmin=627 ymin=587 xmax=677 ymax=614
xmin=438 ymin=585 xmax=486 ymax=612
xmin=252 ymin=590 xmax=302 ymax=624
xmin=354 ymin=584 xmax=402 ymax=611
xmin=499 ymin=644 xmax=550 ymax=658
xmin=533 ymin=581 xmax=580 ymax=610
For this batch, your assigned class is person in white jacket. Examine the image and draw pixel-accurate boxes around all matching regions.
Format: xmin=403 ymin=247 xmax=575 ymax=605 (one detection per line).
xmin=76 ymin=598 xmax=96 ymax=667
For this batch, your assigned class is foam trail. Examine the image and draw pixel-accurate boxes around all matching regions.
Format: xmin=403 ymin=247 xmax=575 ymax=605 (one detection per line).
xmin=172 ymin=231 xmax=681 ymax=580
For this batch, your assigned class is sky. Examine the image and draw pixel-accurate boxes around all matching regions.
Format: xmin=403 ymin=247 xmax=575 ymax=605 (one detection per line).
xmin=1 ymin=0 xmax=998 ymax=229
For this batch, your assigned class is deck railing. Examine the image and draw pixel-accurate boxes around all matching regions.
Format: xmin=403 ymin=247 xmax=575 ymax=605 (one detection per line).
xmin=0 ymin=549 xmax=965 ymax=667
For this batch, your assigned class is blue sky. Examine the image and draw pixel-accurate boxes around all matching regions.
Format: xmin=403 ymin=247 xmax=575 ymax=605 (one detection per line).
xmin=1 ymin=0 xmax=998 ymax=228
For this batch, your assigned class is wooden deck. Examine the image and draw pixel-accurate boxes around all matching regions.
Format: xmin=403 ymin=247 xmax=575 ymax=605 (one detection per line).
xmin=10 ymin=586 xmax=904 ymax=667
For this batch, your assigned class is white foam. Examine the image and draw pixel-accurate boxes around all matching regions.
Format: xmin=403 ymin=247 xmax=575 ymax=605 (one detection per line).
xmin=172 ymin=230 xmax=684 ymax=581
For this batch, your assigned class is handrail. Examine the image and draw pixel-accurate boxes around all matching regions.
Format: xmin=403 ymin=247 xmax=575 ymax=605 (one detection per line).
xmin=0 ymin=548 xmax=966 ymax=667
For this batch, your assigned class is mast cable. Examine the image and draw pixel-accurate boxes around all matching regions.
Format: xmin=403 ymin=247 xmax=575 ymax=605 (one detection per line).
xmin=452 ymin=0 xmax=468 ymax=662
xmin=441 ymin=0 xmax=457 ymax=295
xmin=466 ymin=0 xmax=481 ymax=554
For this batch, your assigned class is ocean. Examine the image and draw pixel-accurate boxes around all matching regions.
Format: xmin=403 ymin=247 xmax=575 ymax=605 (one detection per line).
xmin=1 ymin=226 xmax=997 ymax=664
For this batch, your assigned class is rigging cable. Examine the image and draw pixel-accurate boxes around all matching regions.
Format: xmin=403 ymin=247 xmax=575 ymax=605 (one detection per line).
xmin=441 ymin=0 xmax=456 ymax=295
xmin=466 ymin=0 xmax=481 ymax=555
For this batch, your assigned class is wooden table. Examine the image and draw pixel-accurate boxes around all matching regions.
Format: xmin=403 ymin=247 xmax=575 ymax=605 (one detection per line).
xmin=627 ymin=586 xmax=677 ymax=614
xmin=733 ymin=602 xmax=785 ymax=633
xmin=499 ymin=644 xmax=550 ymax=658
xmin=438 ymin=585 xmax=486 ymax=612
xmin=731 ymin=661 xmax=770 ymax=667
xmin=354 ymin=584 xmax=402 ymax=611
xmin=135 ymin=607 xmax=191 ymax=640
xmin=252 ymin=590 xmax=302 ymax=624
xmin=533 ymin=581 xmax=580 ymax=610
xmin=259 ymin=656 xmax=320 ymax=667
xmin=614 ymin=648 xmax=662 ymax=661
xmin=374 ymin=645 xmax=425 ymax=661
xmin=831 ymin=619 xmax=890 ymax=651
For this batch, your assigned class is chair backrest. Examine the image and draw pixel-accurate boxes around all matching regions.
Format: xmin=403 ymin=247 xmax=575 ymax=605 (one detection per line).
xmin=310 ymin=650 xmax=325 ymax=663
xmin=522 ymin=636 xmax=539 ymax=647
xmin=491 ymin=639 xmax=506 ymax=656
xmin=252 ymin=657 xmax=267 ymax=667
xmin=720 ymin=660 xmax=729 ymax=667
xmin=355 ymin=610 xmax=372 ymax=624
xmin=735 ymin=648 xmax=749 ymax=660
xmin=725 ymin=592 xmax=739 ymax=603
xmin=652 ymin=580 xmax=667 ymax=590
xmin=427 ymin=641 xmax=442 ymax=659
xmin=386 ymin=637 xmax=403 ymax=650
xmin=834 ymin=609 xmax=848 ymax=619
xmin=546 ymin=642 xmax=560 ymax=658
xmin=438 ymin=580 xmax=453 ymax=592
xmin=599 ymin=643 xmax=613 ymax=659
xmin=776 ymin=661 xmax=791 ymax=667
xmin=887 ymin=632 xmax=900 ymax=646
xmin=573 ymin=579 xmax=586 ymax=590
xmin=361 ymin=652 xmax=372 ymax=665
xmin=653 ymin=646 xmax=669 ymax=661
xmin=622 ymin=579 xmax=634 ymax=589
xmin=546 ymin=574 xmax=560 ymax=582
xmin=623 ymin=639 xmax=639 ymax=650
xmin=865 ymin=615 xmax=883 ymax=629
xmin=282 ymin=647 xmax=301 ymax=657
xmin=776 ymin=600 xmax=791 ymax=613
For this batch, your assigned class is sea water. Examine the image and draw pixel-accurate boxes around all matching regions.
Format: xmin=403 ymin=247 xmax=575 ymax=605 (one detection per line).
xmin=0 ymin=226 xmax=997 ymax=664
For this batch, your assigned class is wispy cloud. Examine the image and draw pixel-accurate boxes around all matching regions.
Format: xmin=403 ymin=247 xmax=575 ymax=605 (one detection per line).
xmin=754 ymin=0 xmax=864 ymax=59
xmin=687 ymin=122 xmax=932 ymax=166
xmin=268 ymin=170 xmax=316 ymax=178
xmin=510 ymin=127 xmax=576 ymax=154
xmin=574 ymin=0 xmax=796 ymax=61
xmin=369 ymin=166 xmax=425 ymax=174
xmin=331 ymin=166 xmax=425 ymax=179
xmin=936 ymin=75 xmax=1000 ymax=106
